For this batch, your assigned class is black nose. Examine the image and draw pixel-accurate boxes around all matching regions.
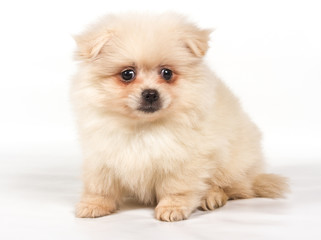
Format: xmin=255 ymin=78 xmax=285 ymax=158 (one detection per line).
xmin=141 ymin=89 xmax=159 ymax=103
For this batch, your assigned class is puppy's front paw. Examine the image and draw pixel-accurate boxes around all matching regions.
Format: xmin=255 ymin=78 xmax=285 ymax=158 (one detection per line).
xmin=155 ymin=206 xmax=188 ymax=222
xmin=201 ymin=186 xmax=228 ymax=211
xmin=76 ymin=202 xmax=116 ymax=218
xmin=75 ymin=195 xmax=117 ymax=218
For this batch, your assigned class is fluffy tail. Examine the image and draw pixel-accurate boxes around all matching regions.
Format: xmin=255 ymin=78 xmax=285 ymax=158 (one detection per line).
xmin=253 ymin=173 xmax=289 ymax=198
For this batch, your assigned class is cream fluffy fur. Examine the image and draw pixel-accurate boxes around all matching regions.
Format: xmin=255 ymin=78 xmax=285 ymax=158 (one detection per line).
xmin=71 ymin=13 xmax=288 ymax=222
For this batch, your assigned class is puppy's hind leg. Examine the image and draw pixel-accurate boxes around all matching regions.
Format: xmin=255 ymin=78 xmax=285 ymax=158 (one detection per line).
xmin=223 ymin=180 xmax=256 ymax=200
xmin=200 ymin=185 xmax=228 ymax=211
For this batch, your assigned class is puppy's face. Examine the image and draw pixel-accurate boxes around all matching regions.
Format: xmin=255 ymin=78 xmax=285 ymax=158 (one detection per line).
xmin=75 ymin=14 xmax=211 ymax=122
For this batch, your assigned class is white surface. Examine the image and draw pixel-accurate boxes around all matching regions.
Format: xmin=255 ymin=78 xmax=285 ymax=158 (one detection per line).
xmin=1 ymin=0 xmax=321 ymax=239
xmin=1 ymin=155 xmax=320 ymax=240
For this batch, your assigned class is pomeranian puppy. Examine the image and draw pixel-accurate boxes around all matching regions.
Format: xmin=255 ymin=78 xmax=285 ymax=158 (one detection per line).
xmin=71 ymin=13 xmax=288 ymax=222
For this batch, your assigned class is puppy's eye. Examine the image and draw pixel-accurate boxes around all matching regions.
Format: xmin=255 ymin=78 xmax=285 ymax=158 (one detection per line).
xmin=160 ymin=68 xmax=173 ymax=81
xmin=121 ymin=69 xmax=135 ymax=82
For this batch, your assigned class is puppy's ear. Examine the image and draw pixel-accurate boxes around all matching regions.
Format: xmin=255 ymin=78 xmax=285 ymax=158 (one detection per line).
xmin=184 ymin=28 xmax=212 ymax=57
xmin=73 ymin=30 xmax=113 ymax=60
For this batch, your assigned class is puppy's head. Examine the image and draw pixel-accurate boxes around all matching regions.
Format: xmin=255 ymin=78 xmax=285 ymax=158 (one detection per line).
xmin=74 ymin=13 xmax=211 ymax=122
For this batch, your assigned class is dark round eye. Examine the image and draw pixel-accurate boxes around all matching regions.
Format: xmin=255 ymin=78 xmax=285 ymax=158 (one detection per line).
xmin=121 ymin=69 xmax=135 ymax=82
xmin=161 ymin=68 xmax=173 ymax=81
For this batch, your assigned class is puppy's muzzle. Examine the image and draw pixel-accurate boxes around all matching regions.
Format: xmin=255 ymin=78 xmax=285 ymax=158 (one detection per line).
xmin=139 ymin=89 xmax=162 ymax=113
xmin=142 ymin=89 xmax=159 ymax=103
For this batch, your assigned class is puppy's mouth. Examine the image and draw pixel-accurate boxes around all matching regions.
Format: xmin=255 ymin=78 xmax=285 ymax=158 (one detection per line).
xmin=138 ymin=102 xmax=161 ymax=113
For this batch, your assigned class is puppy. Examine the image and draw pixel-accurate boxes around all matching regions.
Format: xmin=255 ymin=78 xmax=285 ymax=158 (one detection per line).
xmin=71 ymin=13 xmax=288 ymax=222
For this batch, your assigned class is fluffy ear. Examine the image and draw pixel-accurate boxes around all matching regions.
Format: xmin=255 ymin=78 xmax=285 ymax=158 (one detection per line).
xmin=184 ymin=28 xmax=212 ymax=57
xmin=73 ymin=30 xmax=113 ymax=60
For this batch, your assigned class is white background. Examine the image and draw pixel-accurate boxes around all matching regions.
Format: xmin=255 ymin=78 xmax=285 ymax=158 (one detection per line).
xmin=0 ymin=0 xmax=320 ymax=239
xmin=1 ymin=0 xmax=320 ymax=163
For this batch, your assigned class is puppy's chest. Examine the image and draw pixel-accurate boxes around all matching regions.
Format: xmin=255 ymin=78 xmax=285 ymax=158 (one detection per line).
xmin=101 ymin=127 xmax=196 ymax=174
